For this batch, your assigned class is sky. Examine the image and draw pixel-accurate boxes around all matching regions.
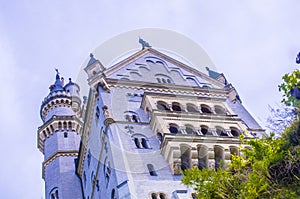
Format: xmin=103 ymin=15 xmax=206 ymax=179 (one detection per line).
xmin=0 ymin=1 xmax=300 ymax=198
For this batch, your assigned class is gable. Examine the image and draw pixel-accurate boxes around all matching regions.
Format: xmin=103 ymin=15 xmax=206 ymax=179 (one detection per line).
xmin=105 ymin=48 xmax=225 ymax=89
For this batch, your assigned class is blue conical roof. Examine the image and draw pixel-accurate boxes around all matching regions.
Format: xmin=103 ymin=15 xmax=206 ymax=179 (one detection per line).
xmin=49 ymin=69 xmax=64 ymax=92
xmin=86 ymin=53 xmax=97 ymax=67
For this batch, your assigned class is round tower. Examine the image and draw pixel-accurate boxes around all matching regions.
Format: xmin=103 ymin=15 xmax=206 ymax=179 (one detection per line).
xmin=37 ymin=70 xmax=83 ymax=199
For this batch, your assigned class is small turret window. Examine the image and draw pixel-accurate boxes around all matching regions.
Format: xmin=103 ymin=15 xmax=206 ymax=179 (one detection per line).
xmin=147 ymin=164 xmax=157 ymax=176
xmin=169 ymin=124 xmax=179 ymax=134
xmin=50 ymin=188 xmax=59 ymax=199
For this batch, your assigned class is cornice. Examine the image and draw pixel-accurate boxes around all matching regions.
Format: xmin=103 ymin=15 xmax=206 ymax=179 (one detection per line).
xmin=105 ymin=78 xmax=228 ymax=99
xmin=42 ymin=150 xmax=79 ymax=179
xmin=37 ymin=115 xmax=83 ymax=153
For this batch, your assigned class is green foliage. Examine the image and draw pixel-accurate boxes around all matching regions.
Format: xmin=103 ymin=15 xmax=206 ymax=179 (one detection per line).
xmin=182 ymin=120 xmax=300 ymax=199
xmin=279 ymin=69 xmax=300 ymax=107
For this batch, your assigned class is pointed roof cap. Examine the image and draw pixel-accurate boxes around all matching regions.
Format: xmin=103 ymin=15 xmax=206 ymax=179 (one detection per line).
xmin=206 ymin=67 xmax=221 ymax=79
xmin=86 ymin=53 xmax=97 ymax=67
xmin=49 ymin=69 xmax=64 ymax=93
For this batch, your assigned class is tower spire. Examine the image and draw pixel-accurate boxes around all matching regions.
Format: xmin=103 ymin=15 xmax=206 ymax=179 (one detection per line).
xmin=49 ymin=69 xmax=64 ymax=92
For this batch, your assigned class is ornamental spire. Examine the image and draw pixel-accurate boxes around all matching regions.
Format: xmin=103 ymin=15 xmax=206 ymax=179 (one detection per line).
xmin=49 ymin=68 xmax=64 ymax=92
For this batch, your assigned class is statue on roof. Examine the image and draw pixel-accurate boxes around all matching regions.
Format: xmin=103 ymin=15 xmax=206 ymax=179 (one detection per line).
xmin=296 ymin=52 xmax=300 ymax=64
xmin=139 ymin=37 xmax=151 ymax=49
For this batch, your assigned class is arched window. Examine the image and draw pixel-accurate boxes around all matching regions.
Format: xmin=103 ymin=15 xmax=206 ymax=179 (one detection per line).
xmin=200 ymin=125 xmax=209 ymax=135
xmin=125 ymin=114 xmax=131 ymax=122
xmin=111 ymin=189 xmax=116 ymax=199
xmin=151 ymin=193 xmax=158 ymax=199
xmin=172 ymin=102 xmax=182 ymax=112
xmin=197 ymin=145 xmax=208 ymax=170
xmin=157 ymin=132 xmax=163 ymax=143
xmin=180 ymin=145 xmax=191 ymax=171
xmin=230 ymin=127 xmax=240 ymax=137
xmin=200 ymin=104 xmax=212 ymax=114
xmin=68 ymin=121 xmax=72 ymax=130
xmin=96 ymin=106 xmax=100 ymax=120
xmin=155 ymin=74 xmax=173 ymax=84
xmin=186 ymin=103 xmax=198 ymax=113
xmin=124 ymin=111 xmax=139 ymax=123
xmin=214 ymin=105 xmax=226 ymax=115
xmin=58 ymin=122 xmax=62 ymax=130
xmin=216 ymin=126 xmax=228 ymax=136
xmin=159 ymin=193 xmax=167 ymax=199
xmin=214 ymin=146 xmax=224 ymax=169
xmin=87 ymin=149 xmax=91 ymax=167
xmin=132 ymin=115 xmax=138 ymax=123
xmin=157 ymin=101 xmax=170 ymax=111
xmin=151 ymin=192 xmax=168 ymax=199
xmin=230 ymin=146 xmax=239 ymax=160
xmin=141 ymin=138 xmax=150 ymax=149
xmin=169 ymin=124 xmax=179 ymax=134
xmin=133 ymin=135 xmax=150 ymax=149
xmin=63 ymin=121 xmax=67 ymax=130
xmin=50 ymin=188 xmax=59 ymax=199
xmin=134 ymin=138 xmax=141 ymax=148
xmin=147 ymin=164 xmax=157 ymax=176
xmin=185 ymin=125 xmax=195 ymax=135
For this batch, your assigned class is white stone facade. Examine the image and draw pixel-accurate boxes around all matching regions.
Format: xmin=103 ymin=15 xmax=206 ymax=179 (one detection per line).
xmin=38 ymin=40 xmax=264 ymax=199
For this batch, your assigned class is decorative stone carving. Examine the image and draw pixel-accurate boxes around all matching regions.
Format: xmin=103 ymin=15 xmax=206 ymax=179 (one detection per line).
xmin=173 ymin=161 xmax=182 ymax=175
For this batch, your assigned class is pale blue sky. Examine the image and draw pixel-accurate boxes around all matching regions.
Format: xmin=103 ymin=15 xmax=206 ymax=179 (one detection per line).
xmin=0 ymin=1 xmax=299 ymax=198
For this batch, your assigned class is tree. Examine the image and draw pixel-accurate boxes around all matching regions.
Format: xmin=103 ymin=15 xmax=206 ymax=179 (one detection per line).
xmin=182 ymin=62 xmax=300 ymax=198
xmin=266 ymin=104 xmax=296 ymax=135
xmin=182 ymin=125 xmax=300 ymax=198
xmin=279 ymin=69 xmax=300 ymax=108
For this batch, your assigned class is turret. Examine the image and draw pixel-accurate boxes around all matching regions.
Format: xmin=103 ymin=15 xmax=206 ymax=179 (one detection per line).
xmin=37 ymin=70 xmax=83 ymax=199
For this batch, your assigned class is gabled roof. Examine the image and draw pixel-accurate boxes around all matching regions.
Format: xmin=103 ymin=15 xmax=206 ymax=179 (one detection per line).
xmin=103 ymin=47 xmax=225 ymax=87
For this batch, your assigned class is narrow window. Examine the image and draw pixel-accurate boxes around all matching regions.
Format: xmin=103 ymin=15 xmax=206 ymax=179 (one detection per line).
xmin=157 ymin=101 xmax=170 ymax=111
xmin=216 ymin=127 xmax=228 ymax=136
xmin=172 ymin=102 xmax=182 ymax=112
xmin=198 ymin=145 xmax=208 ymax=170
xmin=147 ymin=164 xmax=157 ymax=176
xmin=64 ymin=132 xmax=68 ymax=138
xmin=169 ymin=124 xmax=179 ymax=134
xmin=87 ymin=150 xmax=91 ymax=167
xmin=96 ymin=106 xmax=100 ymax=120
xmin=68 ymin=121 xmax=72 ymax=130
xmin=201 ymin=105 xmax=212 ymax=114
xmin=214 ymin=146 xmax=224 ymax=169
xmin=58 ymin=122 xmax=62 ymax=130
xmin=111 ymin=189 xmax=116 ymax=199
xmin=200 ymin=125 xmax=209 ymax=135
xmin=134 ymin=138 xmax=141 ymax=148
xmin=215 ymin=105 xmax=226 ymax=114
xmin=141 ymin=138 xmax=149 ymax=149
xmin=63 ymin=122 xmax=67 ymax=130
xmin=230 ymin=127 xmax=240 ymax=137
xmin=180 ymin=145 xmax=191 ymax=171
xmin=132 ymin=115 xmax=138 ymax=123
xmin=159 ymin=193 xmax=166 ymax=199
xmin=186 ymin=104 xmax=198 ymax=113
xmin=125 ymin=115 xmax=131 ymax=122
xmin=151 ymin=193 xmax=158 ymax=199
xmin=185 ymin=126 xmax=194 ymax=135
xmin=50 ymin=189 xmax=59 ymax=199
xmin=157 ymin=132 xmax=163 ymax=142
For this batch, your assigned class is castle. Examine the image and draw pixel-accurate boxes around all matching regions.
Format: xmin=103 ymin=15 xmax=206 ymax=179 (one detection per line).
xmin=37 ymin=31 xmax=264 ymax=199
